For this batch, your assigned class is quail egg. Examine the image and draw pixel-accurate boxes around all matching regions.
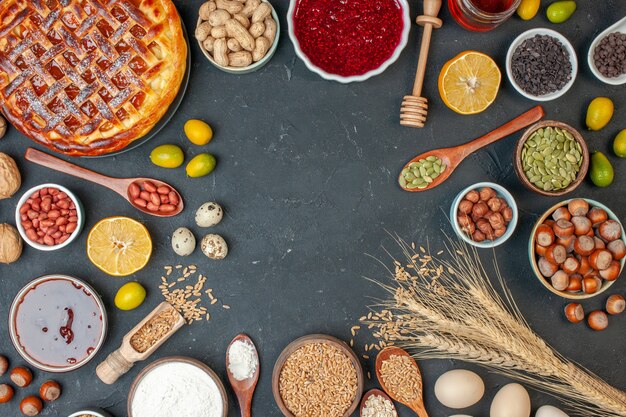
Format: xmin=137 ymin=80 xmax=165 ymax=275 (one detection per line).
xmin=195 ymin=202 xmax=223 ymax=227
xmin=171 ymin=227 xmax=196 ymax=256
xmin=201 ymin=234 xmax=228 ymax=259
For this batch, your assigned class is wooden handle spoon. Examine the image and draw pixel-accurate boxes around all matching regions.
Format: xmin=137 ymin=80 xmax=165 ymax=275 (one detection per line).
xmin=376 ymin=346 xmax=428 ymax=417
xmin=226 ymin=334 xmax=260 ymax=417
xmin=360 ymin=389 xmax=398 ymax=416
xmin=399 ymin=105 xmax=545 ymax=192
xmin=25 ymin=148 xmax=184 ymax=216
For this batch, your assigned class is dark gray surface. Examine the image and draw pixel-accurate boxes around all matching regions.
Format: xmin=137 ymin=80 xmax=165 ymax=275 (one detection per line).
xmin=0 ymin=1 xmax=625 ymax=416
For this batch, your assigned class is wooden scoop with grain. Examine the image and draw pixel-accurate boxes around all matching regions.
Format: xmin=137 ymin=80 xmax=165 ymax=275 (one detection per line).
xmin=96 ymin=302 xmax=185 ymax=384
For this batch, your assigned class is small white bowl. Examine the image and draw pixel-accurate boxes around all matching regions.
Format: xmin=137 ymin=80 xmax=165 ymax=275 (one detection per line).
xmin=506 ymin=28 xmax=578 ymax=101
xmin=587 ymin=16 xmax=626 ymax=85
xmin=287 ymin=0 xmax=411 ymax=83
xmin=196 ymin=1 xmax=280 ymax=74
xmin=450 ymin=182 xmax=519 ymax=249
xmin=69 ymin=409 xmax=114 ymax=417
xmin=15 ymin=183 xmax=84 ymax=251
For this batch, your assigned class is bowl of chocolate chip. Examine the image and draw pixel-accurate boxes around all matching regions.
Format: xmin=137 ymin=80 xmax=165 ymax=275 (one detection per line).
xmin=450 ymin=182 xmax=518 ymax=249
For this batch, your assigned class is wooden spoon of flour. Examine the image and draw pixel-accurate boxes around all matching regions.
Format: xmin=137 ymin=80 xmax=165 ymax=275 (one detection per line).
xmin=226 ymin=334 xmax=260 ymax=417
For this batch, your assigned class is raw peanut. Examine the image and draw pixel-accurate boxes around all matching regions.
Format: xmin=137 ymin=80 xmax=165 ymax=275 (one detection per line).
xmin=263 ymin=16 xmax=277 ymax=44
xmin=52 ymin=231 xmax=62 ymax=239
xmin=168 ymin=192 xmax=180 ymax=206
xmin=146 ymin=202 xmax=159 ymax=212
xmin=203 ymin=36 xmax=216 ymax=52
xmin=227 ymin=38 xmax=243 ymax=52
xmin=55 ymin=217 xmax=67 ymax=226
xmin=27 ymin=210 xmax=38 ymax=219
xmin=41 ymin=219 xmax=54 ymax=228
xmin=208 ymin=9 xmax=231 ymax=26
xmin=159 ymin=194 xmax=169 ymax=204
xmin=57 ymin=192 xmax=67 ymax=200
xmin=251 ymin=2 xmax=271 ymax=22
xmin=129 ymin=183 xmax=141 ymax=199
xmin=149 ymin=193 xmax=161 ymax=206
xmin=58 ymin=235 xmax=70 ymax=244
xmin=213 ymin=38 xmax=229 ymax=66
xmin=228 ymin=51 xmax=253 ymax=67
xmin=216 ymin=0 xmax=243 ymax=14
xmin=195 ymin=21 xmax=212 ymax=42
xmin=248 ymin=21 xmax=265 ymax=38
xmin=48 ymin=188 xmax=58 ymax=195
xmin=241 ymin=0 xmax=260 ymax=17
xmin=252 ymin=36 xmax=270 ymax=61
xmin=22 ymin=220 xmax=32 ymax=229
xmin=31 ymin=200 xmax=40 ymax=211
xmin=48 ymin=210 xmax=60 ymax=219
xmin=57 ymin=199 xmax=69 ymax=209
xmin=140 ymin=191 xmax=150 ymax=200
xmin=26 ymin=229 xmax=37 ymax=241
xmin=65 ymin=222 xmax=77 ymax=234
xmin=157 ymin=186 xmax=170 ymax=195
xmin=225 ymin=19 xmax=255 ymax=51
xmin=44 ymin=235 xmax=54 ymax=246
xmin=199 ymin=1 xmax=217 ymax=20
xmin=143 ymin=181 xmax=157 ymax=192
xmin=68 ymin=216 xmax=78 ymax=223
xmin=20 ymin=204 xmax=30 ymax=214
xmin=134 ymin=198 xmax=147 ymax=208
xmin=233 ymin=13 xmax=251 ymax=29
xmin=159 ymin=204 xmax=176 ymax=213
xmin=211 ymin=25 xmax=228 ymax=39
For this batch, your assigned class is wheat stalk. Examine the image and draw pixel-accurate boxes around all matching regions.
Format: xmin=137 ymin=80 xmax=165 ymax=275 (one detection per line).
xmin=365 ymin=235 xmax=626 ymax=417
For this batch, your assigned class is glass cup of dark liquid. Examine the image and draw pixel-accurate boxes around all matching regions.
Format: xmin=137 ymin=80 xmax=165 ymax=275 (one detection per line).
xmin=448 ymin=0 xmax=521 ymax=32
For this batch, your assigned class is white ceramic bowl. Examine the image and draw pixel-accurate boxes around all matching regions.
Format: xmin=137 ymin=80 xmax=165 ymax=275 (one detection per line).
xmin=15 ymin=183 xmax=84 ymax=251
xmin=587 ymin=16 xmax=626 ymax=85
xmin=69 ymin=409 xmax=114 ymax=417
xmin=9 ymin=274 xmax=108 ymax=373
xmin=506 ymin=28 xmax=578 ymax=101
xmin=196 ymin=1 xmax=280 ymax=74
xmin=450 ymin=182 xmax=519 ymax=249
xmin=287 ymin=0 xmax=411 ymax=83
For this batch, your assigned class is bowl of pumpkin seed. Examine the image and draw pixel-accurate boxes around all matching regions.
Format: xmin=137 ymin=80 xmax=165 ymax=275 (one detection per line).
xmin=514 ymin=121 xmax=589 ymax=196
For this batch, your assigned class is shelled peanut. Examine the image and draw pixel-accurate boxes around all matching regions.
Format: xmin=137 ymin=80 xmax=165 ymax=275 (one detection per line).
xmin=196 ymin=0 xmax=277 ymax=67
xmin=456 ymin=187 xmax=513 ymax=242
xmin=535 ymin=199 xmax=625 ymax=295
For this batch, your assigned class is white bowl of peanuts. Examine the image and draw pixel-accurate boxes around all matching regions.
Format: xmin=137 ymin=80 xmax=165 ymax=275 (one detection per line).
xmin=15 ymin=184 xmax=84 ymax=251
xmin=195 ymin=0 xmax=280 ymax=73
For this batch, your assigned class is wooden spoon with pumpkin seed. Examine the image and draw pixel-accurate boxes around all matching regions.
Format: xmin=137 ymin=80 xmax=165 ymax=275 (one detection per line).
xmin=399 ymin=106 xmax=545 ymax=192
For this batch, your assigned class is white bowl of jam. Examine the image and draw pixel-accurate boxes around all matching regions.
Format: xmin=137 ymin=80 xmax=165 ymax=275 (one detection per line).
xmin=9 ymin=275 xmax=107 ymax=373
xmin=288 ymin=0 xmax=411 ymax=83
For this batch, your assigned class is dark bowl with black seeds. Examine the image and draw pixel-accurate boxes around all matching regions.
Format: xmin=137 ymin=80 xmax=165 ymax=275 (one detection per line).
xmin=506 ymin=29 xmax=578 ymax=101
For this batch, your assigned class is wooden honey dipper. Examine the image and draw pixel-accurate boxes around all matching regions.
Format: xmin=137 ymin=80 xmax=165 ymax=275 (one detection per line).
xmin=400 ymin=0 xmax=443 ymax=128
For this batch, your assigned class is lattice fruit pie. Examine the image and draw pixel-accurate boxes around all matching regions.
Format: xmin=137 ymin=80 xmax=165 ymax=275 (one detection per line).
xmin=0 ymin=0 xmax=187 ymax=156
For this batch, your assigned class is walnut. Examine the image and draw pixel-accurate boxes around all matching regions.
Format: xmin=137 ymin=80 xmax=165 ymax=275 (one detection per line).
xmin=0 ymin=114 xmax=6 ymax=139
xmin=0 ymin=224 xmax=22 ymax=264
xmin=0 ymin=153 xmax=20 ymax=199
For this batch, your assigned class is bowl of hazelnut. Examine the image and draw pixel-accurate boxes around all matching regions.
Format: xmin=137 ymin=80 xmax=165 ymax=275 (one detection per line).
xmin=450 ymin=182 xmax=518 ymax=249
xmin=529 ymin=198 xmax=625 ymax=300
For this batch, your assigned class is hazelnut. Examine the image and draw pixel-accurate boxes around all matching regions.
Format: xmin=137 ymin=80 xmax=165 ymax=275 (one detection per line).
xmin=10 ymin=366 xmax=32 ymax=387
xmin=0 ymin=355 xmax=7 ymax=376
xmin=552 ymin=207 xmax=571 ymax=222
xmin=564 ymin=303 xmax=584 ymax=323
xmin=550 ymin=270 xmax=569 ymax=291
xmin=567 ymin=199 xmax=589 ymax=217
xmin=461 ymin=221 xmax=476 ymax=235
xmin=0 ymin=223 xmax=22 ymax=264
xmin=587 ymin=310 xmax=608 ymax=331
xmin=479 ymin=187 xmax=496 ymax=201
xmin=535 ymin=225 xmax=555 ymax=247
xmin=458 ymin=199 xmax=474 ymax=215
xmin=476 ymin=219 xmax=494 ymax=239
xmin=471 ymin=202 xmax=488 ymax=218
xmin=0 ymin=383 xmax=13 ymax=403
xmin=457 ymin=214 xmax=472 ymax=228
xmin=487 ymin=197 xmax=503 ymax=212
xmin=606 ymin=295 xmax=625 ymax=315
xmin=598 ymin=220 xmax=622 ymax=242
xmin=465 ymin=190 xmax=480 ymax=203
xmin=20 ymin=395 xmax=42 ymax=416
xmin=587 ymin=207 xmax=608 ymax=226
xmin=487 ymin=212 xmax=505 ymax=230
xmin=472 ymin=230 xmax=486 ymax=242
xmin=599 ymin=261 xmax=620 ymax=281
xmin=493 ymin=227 xmax=506 ymax=238
xmin=39 ymin=380 xmax=61 ymax=402
xmin=566 ymin=274 xmax=583 ymax=292
xmin=607 ymin=240 xmax=626 ymax=261
xmin=0 ymin=153 xmax=20 ymax=199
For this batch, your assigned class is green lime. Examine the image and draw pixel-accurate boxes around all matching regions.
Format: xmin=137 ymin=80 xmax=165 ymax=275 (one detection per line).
xmin=150 ymin=144 xmax=184 ymax=168
xmin=186 ymin=153 xmax=216 ymax=178
xmin=589 ymin=151 xmax=614 ymax=187
xmin=613 ymin=129 xmax=626 ymax=158
xmin=546 ymin=1 xmax=576 ymax=23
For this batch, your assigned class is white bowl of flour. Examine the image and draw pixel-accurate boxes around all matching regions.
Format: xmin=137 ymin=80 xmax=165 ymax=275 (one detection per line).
xmin=128 ymin=357 xmax=228 ymax=417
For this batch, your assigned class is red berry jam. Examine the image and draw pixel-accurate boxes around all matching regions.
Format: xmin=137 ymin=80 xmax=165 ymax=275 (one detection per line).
xmin=293 ymin=0 xmax=404 ymax=77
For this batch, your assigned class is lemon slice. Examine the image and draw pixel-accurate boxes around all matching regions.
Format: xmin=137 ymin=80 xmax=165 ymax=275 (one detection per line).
xmin=87 ymin=216 xmax=152 ymax=276
xmin=438 ymin=51 xmax=501 ymax=115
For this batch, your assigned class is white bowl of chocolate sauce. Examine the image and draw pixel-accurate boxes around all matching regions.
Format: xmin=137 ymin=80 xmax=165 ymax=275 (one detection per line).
xmin=9 ymin=275 xmax=107 ymax=373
